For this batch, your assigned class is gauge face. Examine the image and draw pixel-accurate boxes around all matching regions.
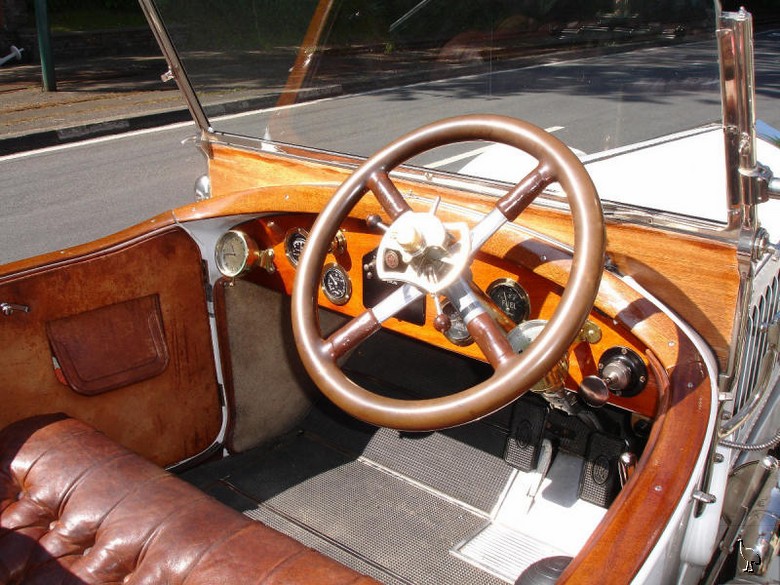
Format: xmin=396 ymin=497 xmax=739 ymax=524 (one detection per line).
xmin=322 ymin=263 xmax=352 ymax=305
xmin=441 ymin=300 xmax=473 ymax=346
xmin=215 ymin=230 xmax=256 ymax=277
xmin=285 ymin=228 xmax=309 ymax=267
xmin=487 ymin=278 xmax=531 ymax=324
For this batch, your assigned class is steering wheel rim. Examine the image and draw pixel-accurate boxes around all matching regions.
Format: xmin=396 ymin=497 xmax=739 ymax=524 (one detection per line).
xmin=292 ymin=114 xmax=605 ymax=431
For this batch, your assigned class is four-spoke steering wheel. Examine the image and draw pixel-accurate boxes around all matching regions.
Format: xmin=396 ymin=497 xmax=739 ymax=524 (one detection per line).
xmin=291 ymin=115 xmax=605 ymax=431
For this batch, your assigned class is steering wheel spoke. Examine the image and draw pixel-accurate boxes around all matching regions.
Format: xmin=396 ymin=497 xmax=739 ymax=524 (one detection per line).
xmin=292 ymin=114 xmax=604 ymax=431
xmin=466 ymin=312 xmax=516 ymax=369
xmin=322 ymin=284 xmax=424 ymax=361
xmin=322 ymin=310 xmax=381 ymax=361
xmin=367 ymin=170 xmax=411 ymax=220
xmin=469 ymin=162 xmax=556 ymax=255
xmin=496 ymin=161 xmax=556 ymax=222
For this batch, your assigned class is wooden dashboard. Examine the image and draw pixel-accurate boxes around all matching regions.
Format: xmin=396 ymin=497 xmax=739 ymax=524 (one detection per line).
xmin=222 ymin=212 xmax=660 ymax=418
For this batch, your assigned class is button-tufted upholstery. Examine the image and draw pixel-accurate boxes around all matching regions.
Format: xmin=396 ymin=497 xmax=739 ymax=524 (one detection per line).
xmin=0 ymin=415 xmax=379 ymax=584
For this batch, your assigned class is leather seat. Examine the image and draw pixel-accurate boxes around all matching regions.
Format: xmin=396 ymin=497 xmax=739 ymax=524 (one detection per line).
xmin=0 ymin=415 xmax=379 ymax=584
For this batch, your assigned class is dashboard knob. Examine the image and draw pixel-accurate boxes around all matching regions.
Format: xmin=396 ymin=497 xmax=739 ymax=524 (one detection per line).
xmin=433 ymin=313 xmax=451 ymax=333
xmin=578 ymin=376 xmax=610 ymax=408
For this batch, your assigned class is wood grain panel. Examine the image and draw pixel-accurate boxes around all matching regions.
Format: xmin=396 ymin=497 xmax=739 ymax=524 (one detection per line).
xmin=205 ymin=143 xmax=739 ymax=369
xmin=200 ymin=142 xmax=715 ymax=583
xmin=226 ymin=213 xmax=659 ymax=418
xmin=0 ymin=228 xmax=222 ymax=467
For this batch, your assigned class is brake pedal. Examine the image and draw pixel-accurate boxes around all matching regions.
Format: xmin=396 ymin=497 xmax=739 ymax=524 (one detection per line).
xmin=578 ymin=432 xmax=626 ymax=507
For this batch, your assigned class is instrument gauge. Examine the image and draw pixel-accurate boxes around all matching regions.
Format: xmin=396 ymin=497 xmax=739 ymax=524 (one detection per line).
xmin=215 ymin=230 xmax=258 ymax=278
xmin=441 ymin=300 xmax=473 ymax=346
xmin=487 ymin=278 xmax=531 ymax=324
xmin=284 ymin=228 xmax=309 ymax=267
xmin=321 ymin=263 xmax=352 ymax=306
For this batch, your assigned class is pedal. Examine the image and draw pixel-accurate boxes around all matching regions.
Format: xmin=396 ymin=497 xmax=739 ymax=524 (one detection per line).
xmin=579 ymin=432 xmax=626 ymax=507
xmin=504 ymin=399 xmax=547 ymax=472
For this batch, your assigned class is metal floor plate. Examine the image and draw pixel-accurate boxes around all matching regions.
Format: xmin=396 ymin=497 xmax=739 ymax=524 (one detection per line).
xmin=454 ymin=523 xmax=566 ymax=583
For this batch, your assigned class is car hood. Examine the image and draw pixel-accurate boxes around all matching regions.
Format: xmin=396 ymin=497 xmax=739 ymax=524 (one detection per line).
xmin=459 ymin=122 xmax=780 ymax=240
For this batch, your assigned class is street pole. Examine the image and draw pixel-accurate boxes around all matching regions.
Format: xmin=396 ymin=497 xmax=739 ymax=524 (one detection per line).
xmin=34 ymin=0 xmax=56 ymax=91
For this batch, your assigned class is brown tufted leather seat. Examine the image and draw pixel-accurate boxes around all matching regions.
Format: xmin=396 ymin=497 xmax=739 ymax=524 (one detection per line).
xmin=0 ymin=415 xmax=379 ymax=584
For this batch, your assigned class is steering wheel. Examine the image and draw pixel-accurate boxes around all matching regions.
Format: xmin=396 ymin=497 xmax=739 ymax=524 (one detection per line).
xmin=291 ymin=115 xmax=605 ymax=431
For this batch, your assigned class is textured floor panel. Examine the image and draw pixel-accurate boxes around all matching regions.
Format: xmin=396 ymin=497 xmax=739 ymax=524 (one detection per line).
xmin=221 ymin=434 xmax=504 ymax=585
xmin=303 ymin=407 xmax=512 ymax=513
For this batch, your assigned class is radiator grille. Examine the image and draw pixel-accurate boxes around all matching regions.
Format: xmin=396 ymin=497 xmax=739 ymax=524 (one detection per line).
xmin=733 ymin=264 xmax=780 ymax=415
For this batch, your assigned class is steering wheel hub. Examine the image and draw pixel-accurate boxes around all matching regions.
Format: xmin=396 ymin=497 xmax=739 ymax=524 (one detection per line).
xmin=377 ymin=211 xmax=471 ymax=294
xmin=291 ymin=114 xmax=605 ymax=431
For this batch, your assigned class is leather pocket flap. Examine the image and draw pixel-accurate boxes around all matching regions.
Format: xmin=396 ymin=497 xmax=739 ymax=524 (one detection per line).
xmin=46 ymin=294 xmax=169 ymax=396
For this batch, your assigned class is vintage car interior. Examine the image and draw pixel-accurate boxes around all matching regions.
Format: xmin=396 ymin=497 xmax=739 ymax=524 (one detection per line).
xmin=2 ymin=1 xmax=780 ymax=584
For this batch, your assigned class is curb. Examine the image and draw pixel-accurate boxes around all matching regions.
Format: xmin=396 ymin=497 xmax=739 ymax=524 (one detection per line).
xmin=0 ymin=107 xmax=192 ymax=156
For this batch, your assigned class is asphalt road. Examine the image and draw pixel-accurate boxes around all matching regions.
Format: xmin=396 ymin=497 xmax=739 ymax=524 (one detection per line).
xmin=0 ymin=123 xmax=206 ymax=265
xmin=1 ymin=32 xmax=778 ymax=266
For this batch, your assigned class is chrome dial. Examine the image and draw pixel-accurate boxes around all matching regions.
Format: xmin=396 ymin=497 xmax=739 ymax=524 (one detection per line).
xmin=321 ymin=263 xmax=352 ymax=305
xmin=487 ymin=278 xmax=531 ymax=324
xmin=285 ymin=228 xmax=309 ymax=267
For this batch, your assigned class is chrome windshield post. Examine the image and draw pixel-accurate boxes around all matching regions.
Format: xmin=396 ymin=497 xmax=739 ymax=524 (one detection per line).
xmin=716 ymin=7 xmax=777 ymax=400
xmin=717 ymin=7 xmax=766 ymax=233
xmin=137 ymin=0 xmax=213 ymax=158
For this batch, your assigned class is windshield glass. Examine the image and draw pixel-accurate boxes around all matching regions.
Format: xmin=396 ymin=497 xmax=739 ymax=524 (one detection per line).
xmin=147 ymin=1 xmax=780 ymax=225
xmin=153 ymin=0 xmax=722 ymax=156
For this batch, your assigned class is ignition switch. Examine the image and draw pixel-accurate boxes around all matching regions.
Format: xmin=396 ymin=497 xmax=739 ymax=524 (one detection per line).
xmin=597 ymin=346 xmax=648 ymax=397
xmin=577 ymin=347 xmax=648 ymax=406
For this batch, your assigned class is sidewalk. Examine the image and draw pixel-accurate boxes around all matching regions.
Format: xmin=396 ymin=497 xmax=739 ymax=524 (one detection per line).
xmin=0 ymin=49 xmax=189 ymax=156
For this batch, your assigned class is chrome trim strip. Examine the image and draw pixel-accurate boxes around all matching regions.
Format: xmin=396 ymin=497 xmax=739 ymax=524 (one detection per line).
xmin=716 ymin=9 xmax=776 ymax=401
xmin=137 ymin=0 xmax=211 ymax=139
xmin=718 ymin=8 xmax=762 ymax=231
xmin=621 ymin=274 xmax=720 ymax=584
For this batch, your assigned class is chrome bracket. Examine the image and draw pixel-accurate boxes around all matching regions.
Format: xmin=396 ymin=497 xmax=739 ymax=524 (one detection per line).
xmin=1 ymin=302 xmax=30 ymax=316
xmin=258 ymin=248 xmax=276 ymax=274
xmin=693 ymin=490 xmax=717 ymax=505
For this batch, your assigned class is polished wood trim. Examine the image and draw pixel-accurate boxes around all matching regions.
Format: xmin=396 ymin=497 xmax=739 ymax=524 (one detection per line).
xmin=0 ymin=212 xmax=177 ymax=278
xmin=205 ymin=143 xmax=739 ymax=370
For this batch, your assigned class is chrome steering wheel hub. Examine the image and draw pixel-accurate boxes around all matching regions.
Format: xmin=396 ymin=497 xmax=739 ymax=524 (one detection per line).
xmin=376 ymin=210 xmax=471 ymax=294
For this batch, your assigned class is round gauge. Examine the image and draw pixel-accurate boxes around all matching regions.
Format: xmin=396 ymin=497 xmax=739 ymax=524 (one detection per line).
xmin=487 ymin=278 xmax=531 ymax=324
xmin=284 ymin=228 xmax=309 ymax=267
xmin=215 ymin=230 xmax=258 ymax=278
xmin=441 ymin=300 xmax=473 ymax=346
xmin=321 ymin=263 xmax=352 ymax=306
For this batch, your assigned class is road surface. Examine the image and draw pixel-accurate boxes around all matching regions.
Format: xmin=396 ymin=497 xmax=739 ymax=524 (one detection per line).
xmin=1 ymin=32 xmax=777 ymax=265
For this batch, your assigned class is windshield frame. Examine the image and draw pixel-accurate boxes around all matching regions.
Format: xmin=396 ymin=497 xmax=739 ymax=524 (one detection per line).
xmin=137 ymin=0 xmax=772 ymax=243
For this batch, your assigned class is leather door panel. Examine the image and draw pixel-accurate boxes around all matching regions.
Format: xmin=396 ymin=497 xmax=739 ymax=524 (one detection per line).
xmin=0 ymin=228 xmax=221 ymax=467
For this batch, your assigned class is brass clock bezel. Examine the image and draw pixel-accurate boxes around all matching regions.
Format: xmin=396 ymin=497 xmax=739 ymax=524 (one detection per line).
xmin=215 ymin=230 xmax=259 ymax=278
